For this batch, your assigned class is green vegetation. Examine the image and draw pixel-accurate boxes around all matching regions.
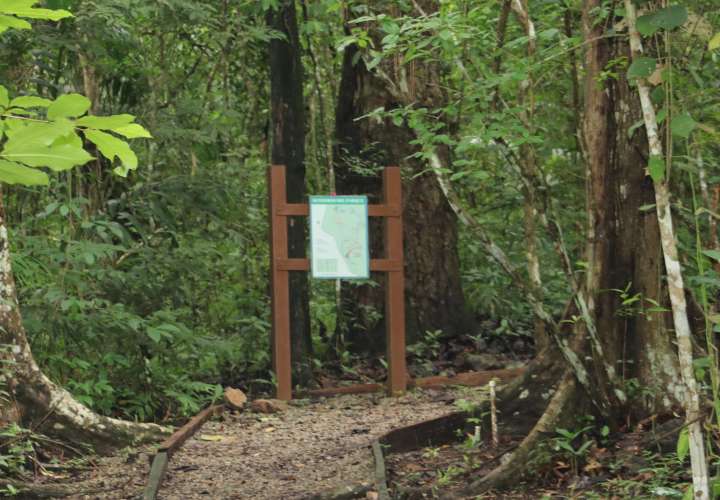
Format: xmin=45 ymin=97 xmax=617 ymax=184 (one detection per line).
xmin=0 ymin=0 xmax=719 ymax=497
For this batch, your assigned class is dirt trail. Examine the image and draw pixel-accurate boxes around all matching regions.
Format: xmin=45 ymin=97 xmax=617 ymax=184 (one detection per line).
xmin=65 ymin=387 xmax=486 ymax=499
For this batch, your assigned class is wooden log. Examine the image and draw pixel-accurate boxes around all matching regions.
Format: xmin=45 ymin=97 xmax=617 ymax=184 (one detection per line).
xmin=143 ymin=452 xmax=169 ymax=500
xmin=158 ymin=404 xmax=224 ymax=458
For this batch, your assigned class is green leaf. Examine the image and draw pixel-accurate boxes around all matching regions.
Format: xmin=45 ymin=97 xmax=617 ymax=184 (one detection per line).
xmin=677 ymin=427 xmax=689 ymax=462
xmin=0 ymin=14 xmax=31 ymax=33
xmin=0 ymin=85 xmax=8 ymax=108
xmin=0 ymin=159 xmax=48 ymax=185
xmin=84 ymin=129 xmax=138 ymax=173
xmin=711 ymin=33 xmax=720 ymax=51
xmin=75 ymin=114 xmax=135 ymax=130
xmin=648 ymin=156 xmax=665 ymax=183
xmin=3 ymin=120 xmax=73 ymax=148
xmin=627 ymin=57 xmax=656 ymax=80
xmin=111 ymin=123 xmax=152 ymax=139
xmin=628 ymin=119 xmax=644 ymax=138
xmin=47 ymin=94 xmax=91 ymax=120
xmin=2 ymin=121 xmax=92 ymax=170
xmin=0 ymin=1 xmax=72 ymax=21
xmin=702 ymin=249 xmax=720 ymax=262
xmin=671 ymin=113 xmax=697 ymax=138
xmin=636 ymin=6 xmax=688 ymax=36
xmin=3 ymin=142 xmax=92 ymax=170
xmin=9 ymin=95 xmax=51 ymax=108
xmin=682 ymin=484 xmax=693 ymax=500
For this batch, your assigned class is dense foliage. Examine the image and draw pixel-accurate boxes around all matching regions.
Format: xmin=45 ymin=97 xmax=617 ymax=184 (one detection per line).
xmin=0 ymin=0 xmax=718 ymax=438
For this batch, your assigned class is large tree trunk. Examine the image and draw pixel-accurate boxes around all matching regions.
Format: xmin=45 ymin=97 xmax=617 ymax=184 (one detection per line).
xmin=0 ymin=191 xmax=168 ymax=455
xmin=334 ymin=10 xmax=468 ymax=351
xmin=465 ymin=1 xmax=686 ymax=491
xmin=267 ymin=1 xmax=313 ymax=382
xmin=582 ymin=0 xmax=682 ymax=415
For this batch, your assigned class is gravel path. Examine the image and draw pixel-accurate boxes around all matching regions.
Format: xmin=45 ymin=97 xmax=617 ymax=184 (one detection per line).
xmin=160 ymin=389 xmax=476 ymax=499
xmin=64 ymin=386 xmax=487 ymax=499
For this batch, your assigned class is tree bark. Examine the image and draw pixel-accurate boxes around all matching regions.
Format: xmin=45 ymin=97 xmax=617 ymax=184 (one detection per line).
xmin=623 ymin=1 xmax=708 ymax=495
xmin=464 ymin=1 xmax=692 ymax=491
xmin=582 ymin=0 xmax=683 ymax=415
xmin=0 ymin=191 xmax=168 ymax=455
xmin=334 ymin=6 xmax=468 ymax=350
xmin=267 ymin=1 xmax=313 ymax=382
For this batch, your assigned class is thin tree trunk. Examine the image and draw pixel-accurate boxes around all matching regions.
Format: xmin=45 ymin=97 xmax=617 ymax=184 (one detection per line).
xmin=623 ymin=2 xmax=709 ymax=496
xmin=267 ymin=0 xmax=313 ymax=382
xmin=509 ymin=0 xmax=548 ymax=353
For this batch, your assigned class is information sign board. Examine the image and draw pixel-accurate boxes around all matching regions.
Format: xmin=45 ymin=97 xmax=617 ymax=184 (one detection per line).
xmin=309 ymin=195 xmax=370 ymax=279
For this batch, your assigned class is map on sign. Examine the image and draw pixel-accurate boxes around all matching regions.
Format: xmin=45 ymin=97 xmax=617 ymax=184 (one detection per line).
xmin=309 ymin=196 xmax=370 ymax=279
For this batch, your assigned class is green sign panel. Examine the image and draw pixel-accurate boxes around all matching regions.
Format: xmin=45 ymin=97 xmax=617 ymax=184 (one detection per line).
xmin=309 ymin=195 xmax=370 ymax=279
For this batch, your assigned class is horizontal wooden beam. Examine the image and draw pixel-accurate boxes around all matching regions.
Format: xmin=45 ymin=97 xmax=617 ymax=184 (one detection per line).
xmin=276 ymin=258 xmax=403 ymax=272
xmin=158 ymin=405 xmax=224 ymax=457
xmin=275 ymin=203 xmax=401 ymax=217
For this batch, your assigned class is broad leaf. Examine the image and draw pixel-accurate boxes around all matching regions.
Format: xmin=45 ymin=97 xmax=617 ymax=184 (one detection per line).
xmin=0 ymin=1 xmax=72 ymax=21
xmin=76 ymin=114 xmax=135 ymax=130
xmin=648 ymin=156 xmax=665 ymax=183
xmin=0 ymin=85 xmax=8 ymax=108
xmin=710 ymin=33 xmax=720 ymax=51
xmin=702 ymin=249 xmax=720 ymax=262
xmin=112 ymin=124 xmax=152 ymax=139
xmin=0 ymin=14 xmax=31 ymax=33
xmin=627 ymin=57 xmax=656 ymax=80
xmin=84 ymin=129 xmax=138 ymax=172
xmin=3 ymin=120 xmax=74 ymax=147
xmin=9 ymin=96 xmax=51 ymax=108
xmin=671 ymin=114 xmax=697 ymax=138
xmin=0 ymin=159 xmax=48 ymax=185
xmin=676 ymin=427 xmax=689 ymax=462
xmin=3 ymin=141 xmax=93 ymax=170
xmin=47 ymin=94 xmax=91 ymax=120
xmin=636 ymin=6 xmax=688 ymax=36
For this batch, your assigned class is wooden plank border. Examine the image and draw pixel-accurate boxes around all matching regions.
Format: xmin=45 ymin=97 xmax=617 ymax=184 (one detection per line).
xmin=371 ymin=441 xmax=391 ymax=500
xmin=143 ymin=404 xmax=224 ymax=500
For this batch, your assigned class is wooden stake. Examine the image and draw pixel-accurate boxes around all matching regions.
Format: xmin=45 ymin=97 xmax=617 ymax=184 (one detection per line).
xmin=383 ymin=167 xmax=407 ymax=395
xmin=489 ymin=379 xmax=498 ymax=448
xmin=269 ymin=165 xmax=293 ymax=401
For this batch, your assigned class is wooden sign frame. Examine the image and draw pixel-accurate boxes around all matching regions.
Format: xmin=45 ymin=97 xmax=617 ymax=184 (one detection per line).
xmin=268 ymin=165 xmax=406 ymax=400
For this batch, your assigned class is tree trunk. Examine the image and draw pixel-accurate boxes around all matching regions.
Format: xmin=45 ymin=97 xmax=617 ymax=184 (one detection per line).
xmin=465 ymin=1 xmax=689 ymax=491
xmin=267 ymin=1 xmax=313 ymax=382
xmin=582 ymin=0 xmax=682 ymax=415
xmin=0 ymin=191 xmax=168 ymax=455
xmin=334 ymin=10 xmax=468 ymax=351
xmin=623 ymin=1 xmax=708 ymax=495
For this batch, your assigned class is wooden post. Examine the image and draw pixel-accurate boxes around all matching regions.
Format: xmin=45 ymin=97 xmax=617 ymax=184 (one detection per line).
xmin=268 ymin=164 xmax=406 ymax=399
xmin=383 ymin=167 xmax=407 ymax=395
xmin=268 ymin=165 xmax=293 ymax=401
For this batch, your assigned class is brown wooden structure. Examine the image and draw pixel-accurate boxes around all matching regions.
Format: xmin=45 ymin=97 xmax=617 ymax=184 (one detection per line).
xmin=268 ymin=165 xmax=406 ymax=400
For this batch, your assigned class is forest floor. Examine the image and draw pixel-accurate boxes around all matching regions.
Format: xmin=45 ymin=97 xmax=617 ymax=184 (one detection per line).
xmin=7 ymin=380 xmax=692 ymax=500
xmin=5 ymin=335 xmax=690 ymax=499
xmin=56 ymin=386 xmax=486 ymax=499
